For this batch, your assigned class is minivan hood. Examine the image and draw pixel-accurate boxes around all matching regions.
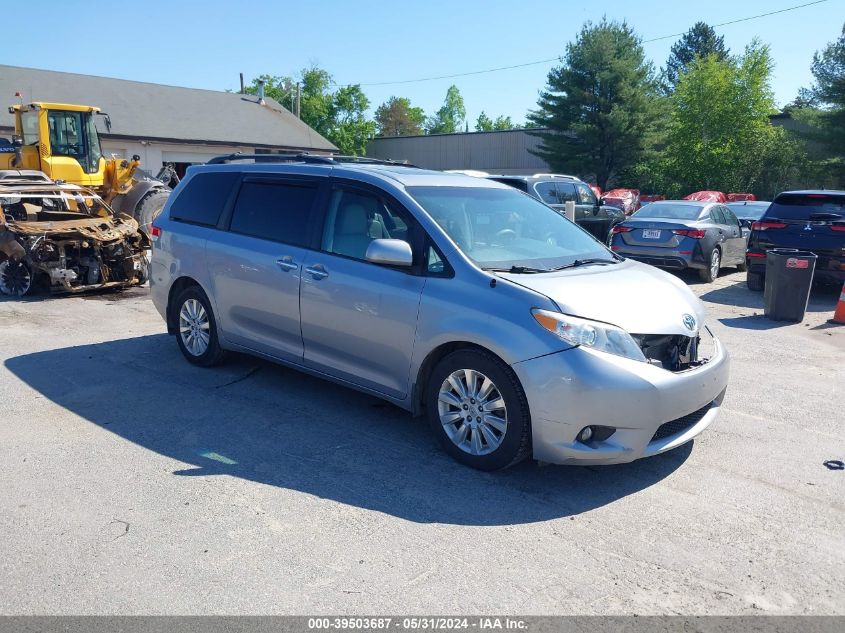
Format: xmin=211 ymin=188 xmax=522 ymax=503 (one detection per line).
xmin=499 ymin=259 xmax=707 ymax=336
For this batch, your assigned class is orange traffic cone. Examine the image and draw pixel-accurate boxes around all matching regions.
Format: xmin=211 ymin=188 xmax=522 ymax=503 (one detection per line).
xmin=831 ymin=281 xmax=845 ymax=325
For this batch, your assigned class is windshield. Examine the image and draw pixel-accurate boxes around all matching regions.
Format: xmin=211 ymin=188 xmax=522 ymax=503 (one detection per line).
xmin=47 ymin=110 xmax=102 ymax=175
xmin=408 ymin=185 xmax=612 ymax=271
xmin=634 ymin=203 xmax=705 ymax=220
xmin=765 ymin=193 xmax=845 ymax=220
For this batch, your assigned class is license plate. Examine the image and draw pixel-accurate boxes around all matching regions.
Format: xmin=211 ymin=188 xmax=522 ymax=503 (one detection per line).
xmin=642 ymin=229 xmax=661 ymax=239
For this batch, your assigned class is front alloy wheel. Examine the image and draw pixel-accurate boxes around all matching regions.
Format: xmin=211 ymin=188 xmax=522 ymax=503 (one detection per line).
xmin=438 ymin=369 xmax=508 ymax=456
xmin=426 ymin=349 xmax=531 ymax=470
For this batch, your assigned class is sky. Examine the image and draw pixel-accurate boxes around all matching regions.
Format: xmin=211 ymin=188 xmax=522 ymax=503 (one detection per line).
xmin=4 ymin=0 xmax=844 ymax=128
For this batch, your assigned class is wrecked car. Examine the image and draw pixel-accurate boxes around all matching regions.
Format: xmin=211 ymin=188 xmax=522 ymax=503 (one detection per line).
xmin=0 ymin=178 xmax=150 ymax=296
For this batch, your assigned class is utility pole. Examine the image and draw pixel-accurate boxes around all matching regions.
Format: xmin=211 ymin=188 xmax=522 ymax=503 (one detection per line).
xmin=239 ymin=73 xmax=244 ymax=94
xmin=296 ymin=83 xmax=301 ymax=119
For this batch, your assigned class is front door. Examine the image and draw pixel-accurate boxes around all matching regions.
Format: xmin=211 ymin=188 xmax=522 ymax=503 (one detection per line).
xmin=206 ymin=176 xmax=320 ymax=363
xmin=299 ymin=185 xmax=425 ymax=399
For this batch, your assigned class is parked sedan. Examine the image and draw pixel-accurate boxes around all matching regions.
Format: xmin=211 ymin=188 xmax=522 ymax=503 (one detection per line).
xmin=609 ymin=201 xmax=747 ymax=282
xmin=726 ymin=201 xmax=770 ymax=229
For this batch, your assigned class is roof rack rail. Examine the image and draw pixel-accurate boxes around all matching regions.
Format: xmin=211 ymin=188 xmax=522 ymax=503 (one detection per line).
xmin=331 ymin=156 xmax=418 ymax=168
xmin=531 ymin=173 xmax=579 ymax=179
xmin=206 ymin=152 xmax=419 ymax=168
xmin=206 ymin=152 xmax=335 ymax=165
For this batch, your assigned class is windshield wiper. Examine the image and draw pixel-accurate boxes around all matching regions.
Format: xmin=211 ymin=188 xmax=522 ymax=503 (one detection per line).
xmin=483 ymin=265 xmax=549 ymax=274
xmin=550 ymin=257 xmax=620 ymax=271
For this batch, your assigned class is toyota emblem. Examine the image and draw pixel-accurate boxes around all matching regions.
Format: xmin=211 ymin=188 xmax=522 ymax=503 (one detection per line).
xmin=682 ymin=314 xmax=697 ymax=332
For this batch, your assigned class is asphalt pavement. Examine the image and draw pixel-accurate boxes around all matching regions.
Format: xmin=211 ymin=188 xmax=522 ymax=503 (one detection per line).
xmin=0 ymin=269 xmax=842 ymax=614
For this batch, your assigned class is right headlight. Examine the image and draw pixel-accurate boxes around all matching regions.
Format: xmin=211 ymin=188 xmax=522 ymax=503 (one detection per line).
xmin=531 ymin=309 xmax=646 ymax=362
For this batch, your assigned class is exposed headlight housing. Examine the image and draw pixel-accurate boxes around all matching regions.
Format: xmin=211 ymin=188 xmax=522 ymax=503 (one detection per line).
xmin=531 ymin=309 xmax=646 ymax=362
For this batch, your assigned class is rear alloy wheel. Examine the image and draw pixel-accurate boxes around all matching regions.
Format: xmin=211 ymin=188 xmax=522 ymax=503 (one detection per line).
xmin=699 ymin=248 xmax=720 ymax=283
xmin=747 ymin=270 xmax=764 ymax=291
xmin=426 ymin=349 xmax=531 ymax=470
xmin=174 ymin=286 xmax=227 ymax=367
xmin=0 ymin=260 xmax=32 ymax=296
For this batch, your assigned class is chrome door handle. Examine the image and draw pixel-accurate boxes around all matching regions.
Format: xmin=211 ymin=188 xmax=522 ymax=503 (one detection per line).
xmin=276 ymin=257 xmax=298 ymax=271
xmin=304 ymin=264 xmax=328 ymax=279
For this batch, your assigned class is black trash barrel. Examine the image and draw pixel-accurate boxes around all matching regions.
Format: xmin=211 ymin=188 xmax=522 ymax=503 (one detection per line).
xmin=764 ymin=248 xmax=817 ymax=322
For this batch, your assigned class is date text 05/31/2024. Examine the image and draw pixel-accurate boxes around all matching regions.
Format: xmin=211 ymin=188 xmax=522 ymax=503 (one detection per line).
xmin=307 ymin=618 xmax=528 ymax=630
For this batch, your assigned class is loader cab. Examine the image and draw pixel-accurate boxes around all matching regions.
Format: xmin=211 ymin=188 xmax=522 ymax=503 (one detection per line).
xmin=11 ymin=103 xmax=105 ymax=187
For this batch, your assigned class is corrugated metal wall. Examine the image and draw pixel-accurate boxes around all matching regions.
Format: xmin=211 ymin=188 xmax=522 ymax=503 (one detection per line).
xmin=366 ymin=129 xmax=551 ymax=174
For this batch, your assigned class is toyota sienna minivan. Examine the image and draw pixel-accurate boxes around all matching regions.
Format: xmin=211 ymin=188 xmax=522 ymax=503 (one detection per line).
xmin=150 ymin=155 xmax=729 ymax=470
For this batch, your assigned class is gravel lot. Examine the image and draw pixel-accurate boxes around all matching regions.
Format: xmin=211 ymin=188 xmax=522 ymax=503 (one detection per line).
xmin=0 ymin=269 xmax=843 ymax=615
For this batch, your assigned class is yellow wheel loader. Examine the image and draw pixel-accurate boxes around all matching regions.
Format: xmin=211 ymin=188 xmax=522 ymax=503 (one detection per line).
xmin=0 ymin=101 xmax=170 ymax=235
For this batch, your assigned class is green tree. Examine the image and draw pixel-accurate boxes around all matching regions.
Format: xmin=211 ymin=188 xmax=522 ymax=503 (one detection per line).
xmin=246 ymin=67 xmax=377 ymax=155
xmin=806 ymin=23 xmax=845 ymax=178
xmin=528 ymin=19 xmax=659 ymax=190
xmin=374 ymin=97 xmax=425 ymax=137
xmin=298 ymin=66 xmax=336 ymax=139
xmin=426 ymin=85 xmax=466 ymax=134
xmin=329 ymin=84 xmax=376 ymax=155
xmin=493 ymin=115 xmax=514 ymax=130
xmin=664 ymin=41 xmax=803 ymax=196
xmin=475 ymin=111 xmax=494 ymax=131
xmin=664 ymin=22 xmax=729 ymax=90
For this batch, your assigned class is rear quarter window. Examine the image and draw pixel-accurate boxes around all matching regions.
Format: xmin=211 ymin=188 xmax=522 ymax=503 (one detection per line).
xmin=169 ymin=172 xmax=239 ymax=226
xmin=766 ymin=194 xmax=845 ymax=220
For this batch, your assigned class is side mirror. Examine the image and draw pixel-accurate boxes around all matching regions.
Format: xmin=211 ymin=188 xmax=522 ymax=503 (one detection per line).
xmin=365 ymin=239 xmax=413 ymax=267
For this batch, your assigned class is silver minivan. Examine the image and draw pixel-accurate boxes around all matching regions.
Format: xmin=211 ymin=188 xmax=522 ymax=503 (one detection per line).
xmin=150 ymin=156 xmax=730 ymax=471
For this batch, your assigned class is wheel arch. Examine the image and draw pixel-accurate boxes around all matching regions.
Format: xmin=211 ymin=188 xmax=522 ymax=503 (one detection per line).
xmin=166 ymin=276 xmax=205 ymax=334
xmin=411 ymin=341 xmax=512 ymax=416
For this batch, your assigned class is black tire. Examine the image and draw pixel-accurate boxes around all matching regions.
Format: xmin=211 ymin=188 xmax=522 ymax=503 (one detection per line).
xmin=425 ymin=348 xmax=531 ymax=471
xmin=747 ymin=270 xmax=764 ymax=291
xmin=134 ymin=189 xmax=170 ymax=238
xmin=698 ymin=248 xmax=721 ymax=283
xmin=0 ymin=259 xmax=33 ymax=296
xmin=173 ymin=285 xmax=227 ymax=367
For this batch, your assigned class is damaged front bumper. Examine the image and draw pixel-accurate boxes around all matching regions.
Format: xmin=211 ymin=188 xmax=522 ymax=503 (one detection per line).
xmin=512 ymin=328 xmax=730 ymax=465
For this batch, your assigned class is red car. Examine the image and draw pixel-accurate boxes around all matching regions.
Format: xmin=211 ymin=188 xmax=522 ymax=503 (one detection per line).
xmin=727 ymin=193 xmax=757 ymax=202
xmin=602 ymin=188 xmax=641 ymax=215
xmin=684 ymin=191 xmax=727 ymax=203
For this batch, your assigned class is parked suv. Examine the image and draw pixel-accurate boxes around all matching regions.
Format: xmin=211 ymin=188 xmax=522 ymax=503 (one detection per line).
xmin=745 ymin=190 xmax=845 ymax=291
xmin=150 ymin=155 xmax=729 ymax=470
xmin=485 ymin=174 xmax=623 ymax=242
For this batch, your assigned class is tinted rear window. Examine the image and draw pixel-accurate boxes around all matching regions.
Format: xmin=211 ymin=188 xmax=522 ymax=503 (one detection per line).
xmin=766 ymin=194 xmax=845 ymax=220
xmin=229 ymin=180 xmax=317 ymax=246
xmin=634 ymin=203 xmax=705 ymax=220
xmin=169 ymin=172 xmax=239 ymax=226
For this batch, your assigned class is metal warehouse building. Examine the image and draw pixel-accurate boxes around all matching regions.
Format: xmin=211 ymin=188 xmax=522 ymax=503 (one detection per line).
xmin=0 ymin=64 xmax=336 ymax=178
xmin=366 ymin=129 xmax=552 ymax=175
